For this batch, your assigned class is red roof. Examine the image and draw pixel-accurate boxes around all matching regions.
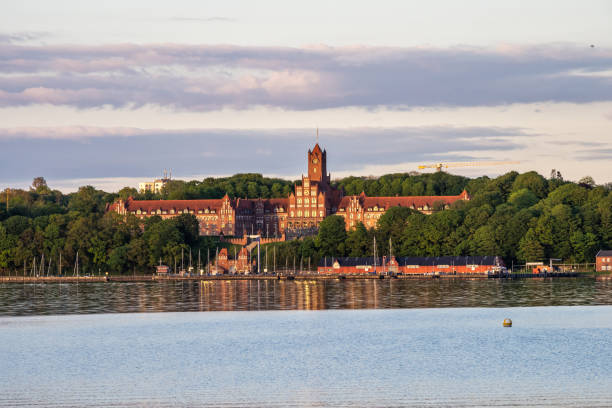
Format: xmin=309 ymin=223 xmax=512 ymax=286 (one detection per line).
xmin=338 ymin=190 xmax=469 ymax=210
xmin=124 ymin=197 xmax=225 ymax=212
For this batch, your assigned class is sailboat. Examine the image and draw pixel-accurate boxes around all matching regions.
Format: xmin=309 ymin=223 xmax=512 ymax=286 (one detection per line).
xmin=179 ymin=247 xmax=186 ymax=276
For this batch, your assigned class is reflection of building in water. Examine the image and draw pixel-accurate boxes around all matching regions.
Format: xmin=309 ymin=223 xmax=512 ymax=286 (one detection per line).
xmin=319 ymin=256 xmax=505 ymax=275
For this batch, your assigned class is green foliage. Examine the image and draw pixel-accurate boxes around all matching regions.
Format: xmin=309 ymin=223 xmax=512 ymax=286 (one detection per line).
xmin=512 ymin=171 xmax=548 ymax=198
xmin=0 ymin=169 xmax=610 ymax=275
xmin=334 ymin=172 xmax=469 ymax=197
xmin=508 ymin=188 xmax=539 ymax=209
xmin=317 ymin=215 xmax=347 ymax=256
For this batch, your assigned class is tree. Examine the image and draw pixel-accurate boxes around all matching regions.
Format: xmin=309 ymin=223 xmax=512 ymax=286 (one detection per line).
xmin=345 ymin=222 xmax=371 ymax=257
xmin=118 ymin=187 xmax=138 ymax=200
xmin=508 ymin=188 xmax=539 ymax=209
xmin=512 ymin=171 xmax=548 ymax=198
xmin=316 ymin=215 xmax=347 ymax=257
xmin=31 ymin=177 xmax=49 ymax=193
xmin=376 ymin=206 xmax=414 ymax=247
xmin=108 ymin=245 xmax=129 ymax=273
xmin=579 ymin=176 xmax=595 ymax=188
xmin=173 ymin=214 xmax=200 ymax=246
xmin=518 ymin=228 xmax=545 ymax=262
xmin=68 ymin=186 xmax=107 ymax=214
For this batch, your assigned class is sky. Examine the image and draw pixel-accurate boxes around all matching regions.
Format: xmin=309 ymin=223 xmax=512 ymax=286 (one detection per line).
xmin=1 ymin=0 xmax=611 ymax=192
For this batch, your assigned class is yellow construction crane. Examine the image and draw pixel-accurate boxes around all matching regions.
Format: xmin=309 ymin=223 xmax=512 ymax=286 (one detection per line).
xmin=418 ymin=161 xmax=520 ymax=172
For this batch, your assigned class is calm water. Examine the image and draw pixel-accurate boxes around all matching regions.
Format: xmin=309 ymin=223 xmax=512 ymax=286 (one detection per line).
xmin=2 ymin=278 xmax=612 ymax=315
xmin=2 ymin=279 xmax=612 ymax=407
xmin=1 ymin=307 xmax=612 ymax=407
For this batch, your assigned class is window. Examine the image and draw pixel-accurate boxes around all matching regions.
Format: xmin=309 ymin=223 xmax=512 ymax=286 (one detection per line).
xmin=305 ymin=210 xmax=309 ymax=217
xmin=319 ymin=210 xmax=323 ymax=217
xmin=297 ymin=198 xmax=302 ymax=204
xmin=311 ymin=189 xmax=316 ymax=196
xmin=297 ymin=211 xmax=302 ymax=216
xmin=305 ymin=198 xmax=309 ymax=204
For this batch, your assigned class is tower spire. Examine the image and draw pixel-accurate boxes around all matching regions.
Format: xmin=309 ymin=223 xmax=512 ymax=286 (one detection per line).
xmin=316 ymin=127 xmax=319 ymax=145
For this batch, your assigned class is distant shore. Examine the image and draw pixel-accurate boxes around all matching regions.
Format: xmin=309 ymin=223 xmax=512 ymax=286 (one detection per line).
xmin=1 ymin=271 xmax=609 ymax=284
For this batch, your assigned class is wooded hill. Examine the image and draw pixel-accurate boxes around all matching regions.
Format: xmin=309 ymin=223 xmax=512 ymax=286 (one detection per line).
xmin=0 ymin=171 xmax=610 ymax=274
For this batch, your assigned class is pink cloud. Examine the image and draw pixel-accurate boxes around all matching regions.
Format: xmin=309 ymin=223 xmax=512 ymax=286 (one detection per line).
xmin=0 ymin=43 xmax=611 ymax=111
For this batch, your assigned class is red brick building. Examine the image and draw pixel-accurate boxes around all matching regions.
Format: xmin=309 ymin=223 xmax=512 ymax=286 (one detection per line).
xmin=318 ymin=256 xmax=505 ymax=275
xmin=596 ymin=250 xmax=612 ymax=272
xmin=108 ymin=144 xmax=470 ymax=237
xmin=212 ymin=247 xmax=253 ymax=274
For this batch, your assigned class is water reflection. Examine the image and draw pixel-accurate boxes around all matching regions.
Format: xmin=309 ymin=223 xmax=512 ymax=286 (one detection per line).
xmin=2 ymin=278 xmax=612 ymax=316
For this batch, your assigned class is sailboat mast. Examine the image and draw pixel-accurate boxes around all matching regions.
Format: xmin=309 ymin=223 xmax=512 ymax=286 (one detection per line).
xmin=373 ymin=236 xmax=377 ymax=273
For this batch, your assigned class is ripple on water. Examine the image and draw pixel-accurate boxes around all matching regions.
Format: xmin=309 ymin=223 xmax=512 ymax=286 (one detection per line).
xmin=1 ymin=278 xmax=612 ymax=315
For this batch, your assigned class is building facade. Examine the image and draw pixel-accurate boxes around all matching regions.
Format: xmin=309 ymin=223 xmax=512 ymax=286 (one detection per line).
xmin=212 ymin=247 xmax=252 ymax=274
xmin=596 ymin=250 xmax=612 ymax=271
xmin=109 ymin=144 xmax=470 ymax=237
xmin=318 ymin=256 xmax=505 ymax=275
xmin=138 ymin=178 xmax=170 ymax=194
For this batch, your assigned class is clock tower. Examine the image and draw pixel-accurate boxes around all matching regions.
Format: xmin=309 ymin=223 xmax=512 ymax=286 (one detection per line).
xmin=307 ymin=143 xmax=329 ymax=185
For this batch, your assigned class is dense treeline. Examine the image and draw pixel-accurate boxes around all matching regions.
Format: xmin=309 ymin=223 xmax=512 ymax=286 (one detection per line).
xmin=0 ymin=179 xmax=238 ymax=275
xmin=119 ymin=173 xmax=295 ymax=201
xmin=333 ymin=171 xmax=469 ymax=197
xmin=0 ymin=171 xmax=611 ymax=275
xmin=118 ymin=171 xmax=469 ymax=201
xmin=266 ymin=171 xmax=612 ymax=268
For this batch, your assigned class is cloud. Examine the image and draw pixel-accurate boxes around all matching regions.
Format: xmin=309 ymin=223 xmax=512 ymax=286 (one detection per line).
xmin=575 ymin=148 xmax=612 ymax=161
xmin=0 ymin=32 xmax=48 ymax=44
xmin=0 ymin=125 xmax=529 ymax=187
xmin=0 ymin=43 xmax=611 ymax=110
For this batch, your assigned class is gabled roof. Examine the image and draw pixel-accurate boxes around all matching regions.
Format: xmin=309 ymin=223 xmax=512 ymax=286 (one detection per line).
xmin=310 ymin=143 xmax=324 ymax=155
xmin=124 ymin=197 xmax=225 ymax=212
xmin=336 ymin=190 xmax=469 ymax=211
xmin=597 ymin=250 xmax=612 ymax=257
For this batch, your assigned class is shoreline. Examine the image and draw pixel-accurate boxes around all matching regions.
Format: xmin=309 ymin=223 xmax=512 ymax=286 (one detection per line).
xmin=0 ymin=272 xmax=608 ymax=283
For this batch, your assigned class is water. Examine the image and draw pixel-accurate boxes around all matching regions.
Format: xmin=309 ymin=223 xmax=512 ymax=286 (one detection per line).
xmin=1 ymin=307 xmax=612 ymax=407
xmin=2 ymin=279 xmax=612 ymax=407
xmin=1 ymin=278 xmax=612 ymax=315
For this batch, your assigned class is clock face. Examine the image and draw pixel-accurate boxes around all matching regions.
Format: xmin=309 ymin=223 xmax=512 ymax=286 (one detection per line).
xmin=312 ymin=158 xmax=319 ymax=164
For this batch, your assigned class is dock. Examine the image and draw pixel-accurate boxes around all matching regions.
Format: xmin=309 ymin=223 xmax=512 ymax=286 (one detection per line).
xmin=0 ymin=271 xmax=598 ymax=284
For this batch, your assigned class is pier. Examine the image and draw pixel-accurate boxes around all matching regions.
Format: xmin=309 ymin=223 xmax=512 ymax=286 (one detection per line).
xmin=0 ymin=271 xmax=599 ymax=284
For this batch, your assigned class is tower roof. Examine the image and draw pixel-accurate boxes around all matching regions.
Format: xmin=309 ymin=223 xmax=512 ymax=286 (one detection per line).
xmin=310 ymin=143 xmax=324 ymax=154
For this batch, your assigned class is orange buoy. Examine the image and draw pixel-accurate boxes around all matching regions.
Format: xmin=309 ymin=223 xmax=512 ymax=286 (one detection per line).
xmin=503 ymin=318 xmax=512 ymax=327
